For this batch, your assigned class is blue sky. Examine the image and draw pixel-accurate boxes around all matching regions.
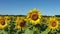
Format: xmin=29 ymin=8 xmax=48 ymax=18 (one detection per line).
xmin=0 ymin=0 xmax=60 ymax=16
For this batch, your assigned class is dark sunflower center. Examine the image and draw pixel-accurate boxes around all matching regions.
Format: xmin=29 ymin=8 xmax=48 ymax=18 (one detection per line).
xmin=20 ymin=20 xmax=26 ymax=27
xmin=31 ymin=13 xmax=38 ymax=21
xmin=0 ymin=20 xmax=5 ymax=25
xmin=51 ymin=21 xmax=57 ymax=27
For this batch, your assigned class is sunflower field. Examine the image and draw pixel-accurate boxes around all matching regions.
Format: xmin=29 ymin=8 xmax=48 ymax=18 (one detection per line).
xmin=0 ymin=8 xmax=60 ymax=34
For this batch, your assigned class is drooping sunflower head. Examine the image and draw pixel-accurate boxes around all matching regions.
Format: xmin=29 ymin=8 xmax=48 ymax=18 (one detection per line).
xmin=48 ymin=17 xmax=59 ymax=30
xmin=0 ymin=16 xmax=8 ymax=29
xmin=15 ymin=17 xmax=27 ymax=30
xmin=27 ymin=8 xmax=41 ymax=25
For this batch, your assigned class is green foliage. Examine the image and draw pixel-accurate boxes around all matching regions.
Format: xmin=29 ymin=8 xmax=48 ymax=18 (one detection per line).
xmin=0 ymin=17 xmax=60 ymax=34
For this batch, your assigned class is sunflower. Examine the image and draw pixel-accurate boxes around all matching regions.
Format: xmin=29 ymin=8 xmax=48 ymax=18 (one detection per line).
xmin=4 ymin=16 xmax=11 ymax=23
xmin=27 ymin=8 xmax=41 ymax=25
xmin=0 ymin=16 xmax=9 ymax=29
xmin=48 ymin=17 xmax=59 ymax=30
xmin=15 ymin=17 xmax=27 ymax=30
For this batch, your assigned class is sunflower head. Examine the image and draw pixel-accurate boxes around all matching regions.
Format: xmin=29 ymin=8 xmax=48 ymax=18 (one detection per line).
xmin=4 ymin=16 xmax=11 ymax=23
xmin=27 ymin=8 xmax=41 ymax=25
xmin=48 ymin=17 xmax=59 ymax=30
xmin=0 ymin=18 xmax=5 ymax=25
xmin=15 ymin=17 xmax=27 ymax=30
xmin=0 ymin=16 xmax=8 ymax=29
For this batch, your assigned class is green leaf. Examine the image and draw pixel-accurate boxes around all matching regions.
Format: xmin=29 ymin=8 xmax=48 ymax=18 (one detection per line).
xmin=25 ymin=29 xmax=33 ymax=34
xmin=41 ymin=27 xmax=50 ymax=34
xmin=0 ymin=30 xmax=8 ymax=34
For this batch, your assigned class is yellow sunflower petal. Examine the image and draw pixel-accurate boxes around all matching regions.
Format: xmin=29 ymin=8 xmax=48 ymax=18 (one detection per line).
xmin=15 ymin=17 xmax=27 ymax=30
xmin=4 ymin=16 xmax=11 ymax=23
xmin=27 ymin=8 xmax=41 ymax=25
xmin=48 ymin=17 xmax=59 ymax=30
xmin=0 ymin=16 xmax=9 ymax=29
